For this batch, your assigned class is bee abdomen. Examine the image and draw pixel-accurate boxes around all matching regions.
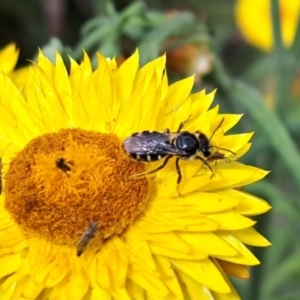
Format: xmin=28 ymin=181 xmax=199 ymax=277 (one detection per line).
xmin=128 ymin=153 xmax=166 ymax=162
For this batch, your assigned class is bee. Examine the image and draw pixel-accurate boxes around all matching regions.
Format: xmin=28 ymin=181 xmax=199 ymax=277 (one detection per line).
xmin=0 ymin=143 xmax=12 ymax=195
xmin=77 ymin=222 xmax=98 ymax=257
xmin=122 ymin=118 xmax=235 ymax=188
xmin=56 ymin=158 xmax=74 ymax=173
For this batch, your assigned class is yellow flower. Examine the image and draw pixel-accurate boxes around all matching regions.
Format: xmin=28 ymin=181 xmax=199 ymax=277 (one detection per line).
xmin=0 ymin=43 xmax=29 ymax=91
xmin=235 ymin=0 xmax=300 ymax=51
xmin=0 ymin=50 xmax=271 ymax=300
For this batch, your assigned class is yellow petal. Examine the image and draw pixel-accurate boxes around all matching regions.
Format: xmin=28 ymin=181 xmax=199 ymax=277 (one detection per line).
xmin=84 ymin=286 xmax=112 ymax=300
xmin=44 ymin=255 xmax=71 ymax=288
xmin=0 ymin=74 xmax=38 ymax=144
xmin=216 ymin=234 xmax=260 ymax=266
xmin=215 ymin=114 xmax=243 ymax=133
xmin=50 ymin=270 xmax=89 ymax=300
xmin=158 ymin=192 xmax=242 ymax=213
xmin=134 ymin=216 xmax=188 ymax=233
xmin=22 ymin=277 xmax=45 ymax=299
xmin=0 ymin=283 xmax=15 ymax=300
xmin=149 ymin=242 xmax=207 ymax=260
xmin=179 ymin=232 xmax=238 ymax=257
xmin=176 ymin=270 xmax=215 ymax=300
xmin=125 ymin=238 xmax=156 ymax=271
xmin=153 ymin=255 xmax=184 ymax=300
xmin=220 ymin=132 xmax=254 ymax=153
xmin=216 ymin=259 xmax=250 ymax=279
xmin=112 ymin=236 xmax=129 ymax=288
xmin=227 ymin=227 xmax=271 ymax=247
xmin=127 ymin=264 xmax=169 ymax=298
xmin=227 ymin=190 xmax=272 ymax=215
xmin=208 ymin=212 xmax=256 ymax=230
xmin=196 ymin=163 xmax=269 ymax=192
xmin=190 ymin=90 xmax=215 ymax=116
xmin=163 ymin=76 xmax=194 ymax=118
xmin=0 ymin=252 xmax=24 ymax=279
xmin=126 ymin=279 xmax=144 ymax=300
xmin=114 ymin=49 xmax=139 ymax=106
xmin=172 ymin=258 xmax=231 ymax=293
xmin=54 ymin=52 xmax=73 ymax=122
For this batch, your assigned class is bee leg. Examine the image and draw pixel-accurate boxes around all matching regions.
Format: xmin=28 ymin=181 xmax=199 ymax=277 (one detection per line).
xmin=175 ymin=157 xmax=182 ymax=196
xmin=212 ymin=145 xmax=236 ymax=156
xmin=196 ymin=156 xmax=215 ymax=178
xmin=130 ymin=156 xmax=172 ymax=179
xmin=214 ymin=159 xmax=218 ymax=175
xmin=176 ymin=115 xmax=192 ymax=132
xmin=210 ymin=117 xmax=225 ymax=140
xmin=225 ymin=157 xmax=232 ymax=163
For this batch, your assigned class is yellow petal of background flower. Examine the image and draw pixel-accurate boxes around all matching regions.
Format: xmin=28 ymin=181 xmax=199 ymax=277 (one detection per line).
xmin=0 ymin=44 xmax=19 ymax=73
xmin=235 ymin=0 xmax=300 ymax=51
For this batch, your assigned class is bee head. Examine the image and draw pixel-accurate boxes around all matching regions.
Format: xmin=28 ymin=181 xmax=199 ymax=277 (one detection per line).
xmin=198 ymin=133 xmax=212 ymax=158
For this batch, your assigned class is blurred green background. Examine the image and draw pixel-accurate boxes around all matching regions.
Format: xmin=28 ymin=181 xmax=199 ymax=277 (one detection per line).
xmin=1 ymin=0 xmax=300 ymax=299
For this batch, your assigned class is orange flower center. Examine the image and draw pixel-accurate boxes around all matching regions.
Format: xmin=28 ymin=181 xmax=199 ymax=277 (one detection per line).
xmin=5 ymin=129 xmax=149 ymax=253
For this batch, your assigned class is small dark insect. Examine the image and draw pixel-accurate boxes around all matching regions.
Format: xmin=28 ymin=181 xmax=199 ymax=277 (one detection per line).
xmin=77 ymin=222 xmax=98 ymax=257
xmin=56 ymin=158 xmax=74 ymax=173
xmin=122 ymin=118 xmax=235 ymax=192
xmin=0 ymin=143 xmax=12 ymax=195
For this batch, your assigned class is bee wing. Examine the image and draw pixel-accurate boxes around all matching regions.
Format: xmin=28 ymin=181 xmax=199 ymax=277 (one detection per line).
xmin=158 ymin=142 xmax=186 ymax=156
xmin=123 ymin=133 xmax=184 ymax=156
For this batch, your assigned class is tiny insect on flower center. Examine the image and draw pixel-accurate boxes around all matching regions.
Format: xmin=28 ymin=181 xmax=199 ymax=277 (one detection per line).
xmin=4 ymin=129 xmax=149 ymax=248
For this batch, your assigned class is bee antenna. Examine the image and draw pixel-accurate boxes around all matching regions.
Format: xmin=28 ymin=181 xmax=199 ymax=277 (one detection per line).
xmin=209 ymin=117 xmax=225 ymax=142
xmin=212 ymin=145 xmax=236 ymax=155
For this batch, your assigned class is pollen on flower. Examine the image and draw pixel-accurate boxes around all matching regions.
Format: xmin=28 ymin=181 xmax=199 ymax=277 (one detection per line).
xmin=4 ymin=129 xmax=149 ymax=249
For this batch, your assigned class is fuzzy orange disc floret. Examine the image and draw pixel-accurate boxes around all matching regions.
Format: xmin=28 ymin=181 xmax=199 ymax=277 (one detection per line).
xmin=5 ymin=129 xmax=149 ymax=248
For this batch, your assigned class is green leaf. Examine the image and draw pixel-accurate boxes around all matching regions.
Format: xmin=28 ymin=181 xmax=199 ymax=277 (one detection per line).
xmin=80 ymin=17 xmax=111 ymax=37
xmin=264 ymin=249 xmax=300 ymax=295
xmin=73 ymin=22 xmax=118 ymax=58
xmin=120 ymin=1 xmax=145 ymax=19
